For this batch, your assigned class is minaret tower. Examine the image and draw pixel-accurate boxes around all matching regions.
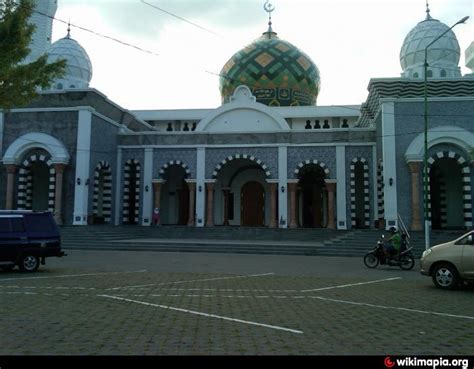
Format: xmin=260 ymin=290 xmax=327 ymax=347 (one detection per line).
xmin=25 ymin=0 xmax=58 ymax=63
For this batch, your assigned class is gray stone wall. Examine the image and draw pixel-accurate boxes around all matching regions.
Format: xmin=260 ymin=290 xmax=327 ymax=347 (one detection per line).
xmin=287 ymin=146 xmax=336 ymax=179
xmin=153 ymin=148 xmax=197 ymax=179
xmin=206 ymin=147 xmax=279 ymax=180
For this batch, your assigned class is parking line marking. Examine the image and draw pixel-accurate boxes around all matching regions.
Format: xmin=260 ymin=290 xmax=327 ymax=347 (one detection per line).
xmin=0 ymin=270 xmax=147 ymax=282
xmin=108 ymin=272 xmax=275 ymax=290
xmin=99 ymin=294 xmax=303 ymax=334
xmin=300 ymin=277 xmax=402 ymax=293
xmin=311 ymin=296 xmax=474 ymax=321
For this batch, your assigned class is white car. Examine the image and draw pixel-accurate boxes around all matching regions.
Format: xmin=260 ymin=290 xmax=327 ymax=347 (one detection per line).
xmin=420 ymin=230 xmax=474 ymax=290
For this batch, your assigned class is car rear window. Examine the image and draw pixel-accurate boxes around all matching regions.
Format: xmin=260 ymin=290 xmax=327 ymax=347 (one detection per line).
xmin=24 ymin=215 xmax=54 ymax=232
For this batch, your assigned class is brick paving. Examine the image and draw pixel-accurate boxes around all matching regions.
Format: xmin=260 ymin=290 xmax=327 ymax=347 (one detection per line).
xmin=0 ymin=250 xmax=473 ymax=356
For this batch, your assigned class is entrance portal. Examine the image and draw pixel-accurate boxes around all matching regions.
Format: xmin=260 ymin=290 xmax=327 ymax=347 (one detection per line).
xmin=241 ymin=181 xmax=264 ymax=226
xmin=299 ymin=165 xmax=326 ymax=228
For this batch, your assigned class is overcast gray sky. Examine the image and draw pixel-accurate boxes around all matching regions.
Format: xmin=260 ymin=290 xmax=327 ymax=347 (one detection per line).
xmin=52 ymin=0 xmax=473 ymax=110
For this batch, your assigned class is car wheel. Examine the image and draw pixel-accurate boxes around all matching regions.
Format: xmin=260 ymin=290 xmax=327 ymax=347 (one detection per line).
xmin=19 ymin=255 xmax=40 ymax=272
xmin=363 ymin=252 xmax=379 ymax=268
xmin=432 ymin=263 xmax=458 ymax=290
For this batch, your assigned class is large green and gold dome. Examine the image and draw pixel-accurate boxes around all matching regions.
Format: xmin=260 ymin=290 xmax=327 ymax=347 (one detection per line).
xmin=219 ymin=29 xmax=321 ymax=106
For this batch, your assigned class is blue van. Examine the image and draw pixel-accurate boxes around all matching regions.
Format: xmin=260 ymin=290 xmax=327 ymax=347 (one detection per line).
xmin=0 ymin=211 xmax=66 ymax=272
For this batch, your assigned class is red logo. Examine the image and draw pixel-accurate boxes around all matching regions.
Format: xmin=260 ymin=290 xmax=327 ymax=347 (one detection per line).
xmin=384 ymin=357 xmax=396 ymax=368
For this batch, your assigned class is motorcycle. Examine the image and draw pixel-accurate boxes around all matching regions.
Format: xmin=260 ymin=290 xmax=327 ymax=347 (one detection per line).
xmin=363 ymin=233 xmax=415 ymax=270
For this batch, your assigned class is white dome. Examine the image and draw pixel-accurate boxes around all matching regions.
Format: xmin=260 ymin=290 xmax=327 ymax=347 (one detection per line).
xmin=47 ymin=32 xmax=93 ymax=89
xmin=400 ymin=12 xmax=461 ymax=79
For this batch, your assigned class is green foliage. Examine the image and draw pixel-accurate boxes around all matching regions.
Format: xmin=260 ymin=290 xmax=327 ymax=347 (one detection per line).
xmin=0 ymin=0 xmax=66 ymax=110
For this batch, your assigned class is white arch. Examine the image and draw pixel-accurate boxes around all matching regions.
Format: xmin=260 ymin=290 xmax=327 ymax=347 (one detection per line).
xmin=196 ymin=86 xmax=290 ymax=132
xmin=3 ymin=132 xmax=70 ymax=165
xmin=405 ymin=126 xmax=473 ymax=162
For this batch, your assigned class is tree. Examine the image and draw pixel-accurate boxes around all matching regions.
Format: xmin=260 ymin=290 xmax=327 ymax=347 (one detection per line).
xmin=0 ymin=0 xmax=65 ymax=110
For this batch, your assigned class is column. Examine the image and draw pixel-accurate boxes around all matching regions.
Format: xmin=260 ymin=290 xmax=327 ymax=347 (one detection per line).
xmin=288 ymin=180 xmax=298 ymax=228
xmin=325 ymin=180 xmax=336 ymax=230
xmin=408 ymin=161 xmax=423 ymax=231
xmin=222 ymin=187 xmax=230 ymax=226
xmin=152 ymin=180 xmax=164 ymax=209
xmin=5 ymin=164 xmax=18 ymax=210
xmin=268 ymin=182 xmax=277 ymax=228
xmin=54 ymin=163 xmax=66 ymax=225
xmin=205 ymin=181 xmax=215 ymax=227
xmin=186 ymin=180 xmax=196 ymax=226
xmin=141 ymin=148 xmax=153 ymax=226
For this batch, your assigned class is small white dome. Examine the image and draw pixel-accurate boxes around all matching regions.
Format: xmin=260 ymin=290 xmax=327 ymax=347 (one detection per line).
xmin=400 ymin=12 xmax=461 ymax=79
xmin=47 ymin=31 xmax=93 ymax=89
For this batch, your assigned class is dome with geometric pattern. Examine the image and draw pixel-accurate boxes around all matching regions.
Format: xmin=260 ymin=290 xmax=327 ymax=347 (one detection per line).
xmin=47 ymin=29 xmax=93 ymax=90
xmin=400 ymin=7 xmax=462 ymax=79
xmin=219 ymin=29 xmax=320 ymax=106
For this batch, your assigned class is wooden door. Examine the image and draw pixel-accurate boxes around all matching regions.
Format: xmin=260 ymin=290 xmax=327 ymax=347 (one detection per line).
xmin=241 ymin=181 xmax=264 ymax=226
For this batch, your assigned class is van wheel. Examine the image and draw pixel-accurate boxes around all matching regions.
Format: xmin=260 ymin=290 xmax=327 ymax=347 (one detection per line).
xmin=19 ymin=255 xmax=40 ymax=272
xmin=432 ymin=263 xmax=458 ymax=290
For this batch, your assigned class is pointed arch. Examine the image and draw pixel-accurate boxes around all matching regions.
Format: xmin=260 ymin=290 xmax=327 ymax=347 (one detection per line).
xmin=212 ymin=154 xmax=271 ymax=180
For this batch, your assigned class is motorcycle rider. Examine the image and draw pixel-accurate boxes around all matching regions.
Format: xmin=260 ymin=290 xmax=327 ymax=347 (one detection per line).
xmin=384 ymin=227 xmax=401 ymax=260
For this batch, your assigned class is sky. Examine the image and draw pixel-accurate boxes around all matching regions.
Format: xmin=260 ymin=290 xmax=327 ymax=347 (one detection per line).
xmin=50 ymin=0 xmax=473 ymax=110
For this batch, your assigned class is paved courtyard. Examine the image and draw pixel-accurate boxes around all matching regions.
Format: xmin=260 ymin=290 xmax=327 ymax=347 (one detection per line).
xmin=0 ymin=250 xmax=473 ymax=356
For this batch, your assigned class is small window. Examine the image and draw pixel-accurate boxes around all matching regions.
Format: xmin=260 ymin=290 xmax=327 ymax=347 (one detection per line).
xmin=427 ymin=70 xmax=433 ymax=78
xmin=183 ymin=122 xmax=189 ymax=131
xmin=440 ymin=69 xmax=446 ymax=77
xmin=305 ymin=120 xmax=311 ymax=129
xmin=166 ymin=123 xmax=173 ymax=132
xmin=413 ymin=72 xmax=419 ymax=78
xmin=57 ymin=83 xmax=63 ymax=90
xmin=342 ymin=119 xmax=349 ymax=128
xmin=314 ymin=120 xmax=321 ymax=129
xmin=323 ymin=120 xmax=330 ymax=129
xmin=192 ymin=122 xmax=197 ymax=131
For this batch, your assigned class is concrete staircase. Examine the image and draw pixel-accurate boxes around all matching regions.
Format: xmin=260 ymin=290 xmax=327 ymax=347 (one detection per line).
xmin=59 ymin=225 xmax=466 ymax=258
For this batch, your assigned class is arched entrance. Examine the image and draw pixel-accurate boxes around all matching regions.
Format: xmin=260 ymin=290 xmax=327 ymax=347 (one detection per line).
xmin=161 ymin=165 xmax=189 ymax=225
xmin=241 ymin=181 xmax=265 ymax=226
xmin=350 ymin=158 xmax=370 ymax=229
xmin=16 ymin=151 xmax=56 ymax=213
xmin=122 ymin=159 xmax=141 ymax=225
xmin=93 ymin=161 xmax=112 ymax=224
xmin=30 ymin=160 xmax=50 ymax=211
xmin=429 ymin=157 xmax=464 ymax=230
xmin=299 ymin=164 xmax=327 ymax=228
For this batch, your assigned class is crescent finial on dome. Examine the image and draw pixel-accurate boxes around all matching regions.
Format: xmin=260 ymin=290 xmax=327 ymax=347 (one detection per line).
xmin=425 ymin=0 xmax=432 ymax=20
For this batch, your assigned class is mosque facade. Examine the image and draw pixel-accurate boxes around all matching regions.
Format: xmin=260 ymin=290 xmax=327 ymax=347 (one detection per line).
xmin=0 ymin=1 xmax=473 ymax=232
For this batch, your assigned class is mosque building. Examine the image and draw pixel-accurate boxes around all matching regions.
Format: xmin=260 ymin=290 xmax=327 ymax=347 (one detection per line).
xmin=0 ymin=1 xmax=472 ymax=233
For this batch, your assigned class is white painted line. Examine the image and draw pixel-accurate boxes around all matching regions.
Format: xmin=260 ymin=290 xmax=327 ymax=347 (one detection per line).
xmin=108 ymin=272 xmax=275 ymax=290
xmin=99 ymin=294 xmax=303 ymax=334
xmin=0 ymin=270 xmax=147 ymax=282
xmin=300 ymin=277 xmax=402 ymax=293
xmin=311 ymin=296 xmax=474 ymax=321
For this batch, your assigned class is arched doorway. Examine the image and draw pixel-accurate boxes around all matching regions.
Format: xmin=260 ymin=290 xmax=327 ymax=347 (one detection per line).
xmin=429 ymin=157 xmax=464 ymax=229
xmin=299 ymin=165 xmax=327 ymax=228
xmin=30 ymin=160 xmax=50 ymax=211
xmin=241 ymin=181 xmax=265 ymax=226
xmin=351 ymin=158 xmax=370 ymax=229
xmin=161 ymin=165 xmax=189 ymax=225
xmin=122 ymin=159 xmax=141 ymax=225
xmin=93 ymin=161 xmax=112 ymax=224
